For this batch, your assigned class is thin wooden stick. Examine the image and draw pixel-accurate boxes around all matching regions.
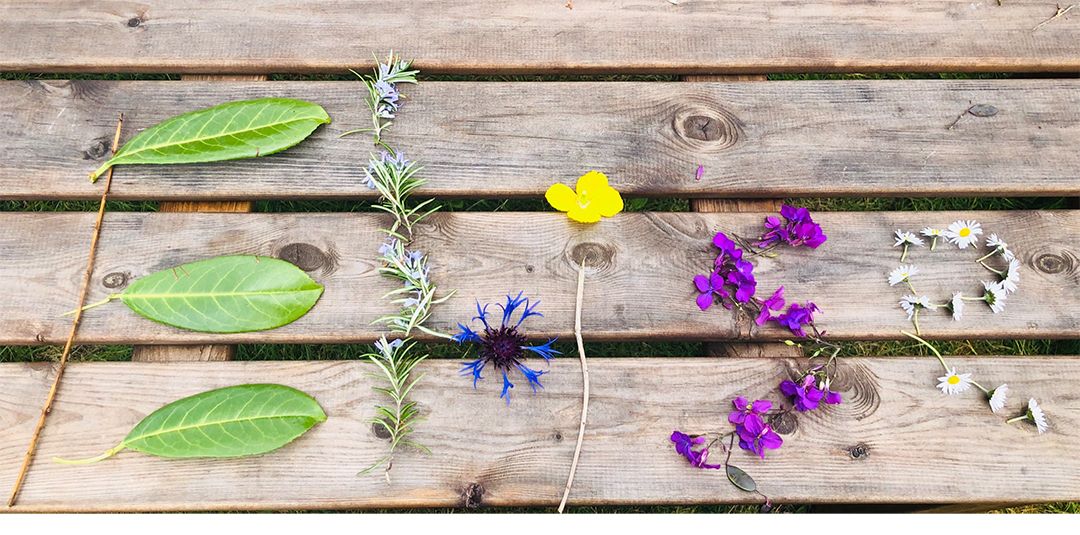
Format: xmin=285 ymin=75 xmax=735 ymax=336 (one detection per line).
xmin=6 ymin=113 xmax=123 ymax=508
xmin=1033 ymin=3 xmax=1076 ymax=31
xmin=558 ymin=259 xmax=589 ymax=513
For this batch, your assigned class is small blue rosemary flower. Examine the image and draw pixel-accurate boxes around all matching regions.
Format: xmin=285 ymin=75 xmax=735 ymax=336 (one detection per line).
xmin=364 ymin=151 xmax=411 ymax=189
xmin=454 ymin=292 xmax=561 ymax=403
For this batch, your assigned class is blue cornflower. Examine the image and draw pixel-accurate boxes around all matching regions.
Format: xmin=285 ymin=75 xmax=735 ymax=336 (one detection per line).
xmin=454 ymin=292 xmax=560 ymax=403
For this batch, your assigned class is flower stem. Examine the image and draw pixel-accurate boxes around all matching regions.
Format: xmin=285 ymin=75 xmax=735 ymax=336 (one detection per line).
xmin=913 ymin=309 xmax=921 ymax=336
xmin=976 ymin=248 xmax=1000 ymax=263
xmin=900 ymin=244 xmax=909 ymax=263
xmin=930 ymin=236 xmax=937 ymax=251
xmin=969 ymin=379 xmax=991 ymax=396
xmin=979 ymin=261 xmax=1004 ymax=276
xmin=905 ymin=280 xmax=918 ymax=295
xmin=901 ymin=330 xmax=950 ymax=373
xmin=1006 ymin=415 xmax=1029 ymax=425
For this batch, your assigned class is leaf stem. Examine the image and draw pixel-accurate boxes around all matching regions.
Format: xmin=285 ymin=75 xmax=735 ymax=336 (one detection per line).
xmin=60 ymin=295 xmax=120 ymax=317
xmin=53 ymin=443 xmax=126 ymax=465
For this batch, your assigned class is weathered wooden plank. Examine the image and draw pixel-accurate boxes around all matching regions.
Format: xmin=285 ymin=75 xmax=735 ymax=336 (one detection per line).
xmin=2 ymin=1 xmax=1079 ymax=74
xmin=0 ymin=210 xmax=1075 ymax=345
xmin=3 ymin=79 xmax=1080 ymax=200
xmin=2 ymin=357 xmax=1076 ymax=511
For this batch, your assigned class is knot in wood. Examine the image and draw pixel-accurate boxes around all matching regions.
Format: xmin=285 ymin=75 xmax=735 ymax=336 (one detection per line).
xmin=101 ymin=271 xmax=130 ymax=289
xmin=461 ymin=482 xmax=485 ymax=509
xmin=569 ymin=242 xmax=615 ymax=271
xmin=672 ymin=102 xmax=743 ymax=151
xmin=1034 ymin=252 xmax=1073 ymax=275
xmin=126 ymin=17 xmax=142 ymax=27
xmin=848 ymin=443 xmax=870 ymax=460
xmin=83 ymin=137 xmax=112 ymax=160
xmin=370 ymin=421 xmax=392 ymax=441
xmin=768 ymin=411 xmax=798 ymax=435
xmin=277 ymin=242 xmax=328 ymax=272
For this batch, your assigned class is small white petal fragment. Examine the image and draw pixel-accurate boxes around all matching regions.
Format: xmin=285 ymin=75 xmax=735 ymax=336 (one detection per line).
xmin=988 ymin=384 xmax=1009 ymax=413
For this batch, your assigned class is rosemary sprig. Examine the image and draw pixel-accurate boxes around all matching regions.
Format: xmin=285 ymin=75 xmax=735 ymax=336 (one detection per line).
xmin=358 ymin=54 xmax=452 ymax=482
xmin=341 ymin=51 xmax=418 ymax=149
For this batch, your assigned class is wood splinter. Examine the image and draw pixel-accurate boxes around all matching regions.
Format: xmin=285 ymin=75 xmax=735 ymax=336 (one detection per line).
xmin=6 ymin=113 xmax=124 ymax=508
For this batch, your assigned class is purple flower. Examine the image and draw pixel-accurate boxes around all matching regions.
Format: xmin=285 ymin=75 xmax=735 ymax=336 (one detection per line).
xmin=695 ymin=232 xmax=757 ymax=310
xmin=671 ymin=431 xmax=723 ymax=470
xmin=820 ymin=378 xmax=843 ymax=406
xmin=774 ymin=301 xmax=819 ymax=337
xmin=729 ymin=396 xmax=772 ymax=425
xmin=757 ymin=204 xmax=827 ymax=249
xmin=755 ymin=286 xmax=786 ymax=325
xmin=780 ymin=375 xmax=824 ymax=412
xmin=455 ymin=292 xmax=560 ymax=403
xmin=735 ymin=414 xmax=783 ymax=459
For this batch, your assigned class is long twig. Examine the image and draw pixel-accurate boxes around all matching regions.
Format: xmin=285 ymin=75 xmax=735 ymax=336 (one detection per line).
xmin=7 ymin=114 xmax=124 ymax=508
xmin=1033 ymin=3 xmax=1076 ymax=31
xmin=558 ymin=259 xmax=589 ymax=513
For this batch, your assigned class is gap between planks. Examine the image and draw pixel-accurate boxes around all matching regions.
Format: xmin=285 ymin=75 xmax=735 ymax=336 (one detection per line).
xmin=130 ymin=74 xmax=264 ymax=363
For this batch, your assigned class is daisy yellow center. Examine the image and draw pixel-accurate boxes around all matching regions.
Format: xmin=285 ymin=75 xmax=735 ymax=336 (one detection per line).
xmin=959 ymin=228 xmax=971 ymax=237
xmin=948 ymin=376 xmax=960 ymax=385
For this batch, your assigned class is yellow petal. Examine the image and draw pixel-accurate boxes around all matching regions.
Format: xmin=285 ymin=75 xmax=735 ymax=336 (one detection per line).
xmin=545 ymin=183 xmax=577 ymax=213
xmin=593 ymin=185 xmax=624 ymax=217
xmin=567 ymin=205 xmax=602 ymax=224
xmin=575 ymin=170 xmax=610 ymax=196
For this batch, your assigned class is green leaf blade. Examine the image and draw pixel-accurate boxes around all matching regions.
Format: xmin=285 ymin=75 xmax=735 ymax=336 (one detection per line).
xmin=122 ymin=384 xmax=327 ymax=459
xmin=120 ymin=255 xmax=324 ymax=333
xmin=90 ymin=98 xmax=331 ymax=181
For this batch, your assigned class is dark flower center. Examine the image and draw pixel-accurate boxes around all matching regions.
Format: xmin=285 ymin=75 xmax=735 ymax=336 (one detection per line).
xmin=480 ymin=325 xmax=528 ymax=369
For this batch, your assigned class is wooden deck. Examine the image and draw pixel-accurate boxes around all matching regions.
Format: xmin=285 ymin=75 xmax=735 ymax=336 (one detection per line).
xmin=1 ymin=0 xmax=1078 ymax=514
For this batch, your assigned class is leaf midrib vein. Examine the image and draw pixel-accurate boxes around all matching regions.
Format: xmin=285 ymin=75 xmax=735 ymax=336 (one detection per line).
xmin=127 ymin=412 xmax=317 ymax=444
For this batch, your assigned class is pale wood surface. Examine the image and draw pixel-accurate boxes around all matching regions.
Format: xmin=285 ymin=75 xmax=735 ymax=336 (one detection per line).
xmin=0 ymin=210 xmax=1076 ymax=345
xmin=1 ymin=357 xmax=1077 ymax=511
xmin=4 ymin=79 xmax=1080 ymax=200
xmin=2 ymin=1 xmax=1079 ymax=74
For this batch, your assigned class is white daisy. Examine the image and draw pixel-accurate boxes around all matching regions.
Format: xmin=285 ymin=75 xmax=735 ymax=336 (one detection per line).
xmin=981 ymin=234 xmax=1016 ymax=261
xmin=937 ymin=368 xmax=973 ymax=395
xmin=888 ymin=264 xmax=919 ymax=287
xmin=899 ymin=295 xmax=933 ymax=320
xmin=949 ymin=292 xmax=965 ymax=321
xmin=1028 ymin=398 xmax=1048 ymax=434
xmin=944 ymin=220 xmax=983 ymax=249
xmin=982 ymin=281 xmax=1007 ymax=313
xmin=921 ymin=227 xmax=944 ymax=250
xmin=1000 ymin=258 xmax=1021 ymax=294
xmin=987 ymin=384 xmax=1009 ymax=413
xmin=893 ymin=230 xmax=924 ymax=248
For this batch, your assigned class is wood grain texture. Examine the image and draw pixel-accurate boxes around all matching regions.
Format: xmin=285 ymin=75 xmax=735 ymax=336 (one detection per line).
xmin=2 ymin=1 xmax=1079 ymax=74
xmin=0 ymin=210 xmax=1076 ymax=345
xmin=1 ymin=357 xmax=1077 ymax=511
xmin=3 ymin=79 xmax=1080 ymax=200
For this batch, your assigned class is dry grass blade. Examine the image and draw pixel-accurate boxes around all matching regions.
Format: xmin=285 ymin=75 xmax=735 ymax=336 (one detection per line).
xmin=559 ymin=258 xmax=590 ymax=513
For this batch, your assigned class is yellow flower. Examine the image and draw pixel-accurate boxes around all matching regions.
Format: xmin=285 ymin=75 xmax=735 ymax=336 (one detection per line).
xmin=545 ymin=171 xmax=623 ymax=223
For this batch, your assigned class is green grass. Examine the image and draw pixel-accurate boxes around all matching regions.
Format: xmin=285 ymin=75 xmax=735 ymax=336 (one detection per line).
xmin=1 ymin=70 xmax=1076 ymax=513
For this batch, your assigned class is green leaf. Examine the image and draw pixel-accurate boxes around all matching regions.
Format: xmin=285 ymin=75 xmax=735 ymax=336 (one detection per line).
xmin=119 ymin=255 xmax=324 ymax=333
xmin=726 ymin=464 xmax=758 ymax=492
xmin=89 ymin=98 xmax=331 ymax=181
xmin=55 ymin=384 xmax=326 ymax=463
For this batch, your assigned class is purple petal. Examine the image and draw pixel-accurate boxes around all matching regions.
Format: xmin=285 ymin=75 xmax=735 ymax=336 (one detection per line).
xmin=696 ymin=292 xmax=713 ymax=311
xmin=693 ymin=274 xmax=710 ymax=293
